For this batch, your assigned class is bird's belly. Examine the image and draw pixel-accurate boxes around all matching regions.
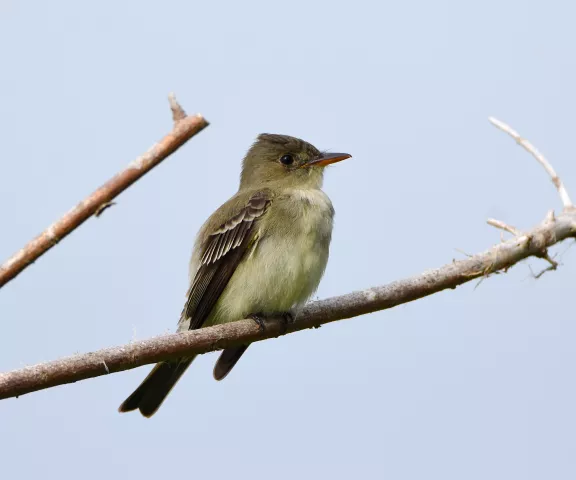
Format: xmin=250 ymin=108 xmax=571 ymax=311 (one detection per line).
xmin=206 ymin=228 xmax=330 ymax=326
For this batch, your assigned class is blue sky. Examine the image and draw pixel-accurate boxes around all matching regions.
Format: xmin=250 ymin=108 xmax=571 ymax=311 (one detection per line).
xmin=1 ymin=1 xmax=575 ymax=478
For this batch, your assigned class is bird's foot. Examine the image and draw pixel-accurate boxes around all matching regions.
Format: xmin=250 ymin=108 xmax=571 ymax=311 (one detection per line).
xmin=279 ymin=312 xmax=295 ymax=334
xmin=248 ymin=312 xmax=294 ymax=334
xmin=248 ymin=313 xmax=267 ymax=332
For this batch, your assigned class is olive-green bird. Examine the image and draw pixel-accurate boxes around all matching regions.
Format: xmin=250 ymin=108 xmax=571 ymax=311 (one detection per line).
xmin=119 ymin=133 xmax=351 ymax=417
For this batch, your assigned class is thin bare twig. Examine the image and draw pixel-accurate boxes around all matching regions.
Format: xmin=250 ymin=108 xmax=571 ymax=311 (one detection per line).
xmin=487 ymin=120 xmax=572 ymax=278
xmin=537 ymin=250 xmax=558 ymax=269
xmin=489 ymin=117 xmax=573 ymax=208
xmin=529 ymin=261 xmax=558 ymax=279
xmin=0 ymin=94 xmax=209 ymax=289
xmin=487 ymin=218 xmax=522 ymax=236
xmin=168 ymin=92 xmax=187 ymax=123
xmin=1 ymin=208 xmax=574 ymax=400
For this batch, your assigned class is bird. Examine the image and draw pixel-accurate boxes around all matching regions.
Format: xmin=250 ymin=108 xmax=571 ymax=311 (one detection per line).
xmin=118 ymin=133 xmax=351 ymax=417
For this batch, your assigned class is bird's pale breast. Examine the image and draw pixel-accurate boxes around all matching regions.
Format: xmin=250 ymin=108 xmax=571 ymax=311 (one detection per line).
xmin=205 ymin=188 xmax=334 ymax=326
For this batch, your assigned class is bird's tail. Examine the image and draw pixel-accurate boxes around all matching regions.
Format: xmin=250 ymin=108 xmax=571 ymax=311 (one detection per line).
xmin=213 ymin=345 xmax=249 ymax=381
xmin=118 ymin=357 xmax=194 ymax=417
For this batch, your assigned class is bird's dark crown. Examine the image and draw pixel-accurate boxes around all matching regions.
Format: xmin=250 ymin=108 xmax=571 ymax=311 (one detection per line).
xmin=256 ymin=133 xmax=321 ymax=158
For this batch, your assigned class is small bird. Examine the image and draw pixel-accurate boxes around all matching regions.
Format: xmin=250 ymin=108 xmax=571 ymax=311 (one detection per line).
xmin=119 ymin=133 xmax=351 ymax=417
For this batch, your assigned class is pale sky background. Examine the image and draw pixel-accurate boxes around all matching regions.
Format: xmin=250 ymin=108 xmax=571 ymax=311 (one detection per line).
xmin=1 ymin=1 xmax=575 ymax=479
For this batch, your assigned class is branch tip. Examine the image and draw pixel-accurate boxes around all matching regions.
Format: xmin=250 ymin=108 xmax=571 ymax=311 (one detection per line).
xmin=489 ymin=117 xmax=573 ymax=208
xmin=168 ymin=92 xmax=187 ymax=123
xmin=487 ymin=218 xmax=521 ymax=236
xmin=544 ymin=210 xmax=556 ymax=224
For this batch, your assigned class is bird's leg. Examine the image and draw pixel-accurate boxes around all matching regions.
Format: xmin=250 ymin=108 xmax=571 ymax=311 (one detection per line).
xmin=248 ymin=313 xmax=267 ymax=332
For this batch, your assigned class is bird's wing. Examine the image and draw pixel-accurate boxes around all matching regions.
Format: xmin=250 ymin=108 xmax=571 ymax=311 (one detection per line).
xmin=180 ymin=191 xmax=271 ymax=330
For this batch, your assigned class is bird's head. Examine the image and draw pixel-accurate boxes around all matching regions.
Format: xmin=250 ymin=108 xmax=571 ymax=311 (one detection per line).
xmin=239 ymin=134 xmax=351 ymax=190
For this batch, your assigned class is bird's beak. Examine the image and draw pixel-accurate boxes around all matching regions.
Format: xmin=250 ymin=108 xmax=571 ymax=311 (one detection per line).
xmin=305 ymin=152 xmax=352 ymax=168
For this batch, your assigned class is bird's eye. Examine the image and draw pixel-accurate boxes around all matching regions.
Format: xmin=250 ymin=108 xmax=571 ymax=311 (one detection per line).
xmin=280 ymin=154 xmax=294 ymax=166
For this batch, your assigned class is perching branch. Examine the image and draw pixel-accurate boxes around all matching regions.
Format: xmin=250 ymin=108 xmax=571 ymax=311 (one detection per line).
xmin=0 ymin=94 xmax=208 ymax=289
xmin=0 ymin=118 xmax=575 ymax=401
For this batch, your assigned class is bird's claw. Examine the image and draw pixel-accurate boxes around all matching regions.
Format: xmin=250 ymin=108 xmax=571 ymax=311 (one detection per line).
xmin=249 ymin=312 xmax=295 ymax=334
xmin=249 ymin=313 xmax=267 ymax=332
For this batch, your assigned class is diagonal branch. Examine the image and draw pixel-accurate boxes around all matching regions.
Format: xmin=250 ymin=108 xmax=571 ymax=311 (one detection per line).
xmin=1 ymin=208 xmax=575 ymax=400
xmin=0 ymin=117 xmax=574 ymax=403
xmin=0 ymin=94 xmax=209 ymax=289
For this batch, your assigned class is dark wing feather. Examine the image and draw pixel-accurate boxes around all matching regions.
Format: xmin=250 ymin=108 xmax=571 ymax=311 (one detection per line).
xmin=180 ymin=191 xmax=270 ymax=331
